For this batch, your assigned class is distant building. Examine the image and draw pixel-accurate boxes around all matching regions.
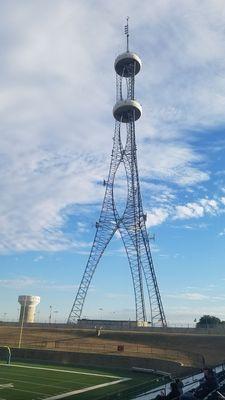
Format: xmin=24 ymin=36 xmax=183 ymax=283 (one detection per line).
xmin=77 ymin=319 xmax=149 ymax=329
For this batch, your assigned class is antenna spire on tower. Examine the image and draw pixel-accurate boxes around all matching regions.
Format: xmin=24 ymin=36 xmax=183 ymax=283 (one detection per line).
xmin=124 ymin=16 xmax=129 ymax=52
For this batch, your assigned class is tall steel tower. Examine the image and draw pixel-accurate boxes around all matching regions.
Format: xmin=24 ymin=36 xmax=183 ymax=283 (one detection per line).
xmin=68 ymin=20 xmax=167 ymax=327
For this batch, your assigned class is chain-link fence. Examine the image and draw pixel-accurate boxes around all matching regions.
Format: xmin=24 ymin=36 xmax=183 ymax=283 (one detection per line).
xmin=1 ymin=337 xmax=203 ymax=367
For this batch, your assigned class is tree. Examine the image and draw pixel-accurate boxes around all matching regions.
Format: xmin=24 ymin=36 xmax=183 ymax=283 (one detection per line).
xmin=196 ymin=315 xmax=221 ymax=328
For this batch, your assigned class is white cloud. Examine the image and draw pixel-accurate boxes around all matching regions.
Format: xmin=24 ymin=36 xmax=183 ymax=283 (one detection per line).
xmin=146 ymin=208 xmax=169 ymax=227
xmin=175 ymin=203 xmax=204 ymax=220
xmin=139 ymin=141 xmax=209 ymax=186
xmin=0 ymin=276 xmax=76 ymax=291
xmin=105 ymin=292 xmax=131 ymax=300
xmin=199 ymin=199 xmax=218 ymax=214
xmin=183 ymin=293 xmax=209 ymax=301
xmin=166 ymin=292 xmax=208 ymax=301
xmin=220 ymin=197 xmax=225 ymax=205
xmin=182 ymin=223 xmax=208 ymax=230
xmin=0 ymin=1 xmax=225 ymax=253
xmin=33 ymin=255 xmax=44 ymax=262
xmin=174 ymin=198 xmax=220 ymax=221
xmin=144 ymin=196 xmax=224 ymax=227
xmin=0 ymin=276 xmax=41 ymax=289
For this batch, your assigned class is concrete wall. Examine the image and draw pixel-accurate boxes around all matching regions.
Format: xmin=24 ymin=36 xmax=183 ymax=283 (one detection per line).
xmin=11 ymin=347 xmax=197 ymax=377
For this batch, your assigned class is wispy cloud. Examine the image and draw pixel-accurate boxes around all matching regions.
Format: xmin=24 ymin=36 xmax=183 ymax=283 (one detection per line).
xmin=105 ymin=292 xmax=132 ymax=300
xmin=166 ymin=292 xmax=208 ymax=301
xmin=33 ymin=255 xmax=44 ymax=262
xmin=174 ymin=198 xmax=222 ymax=220
xmin=0 ymin=276 xmax=77 ymax=292
xmin=146 ymin=196 xmax=225 ymax=227
xmin=181 ymin=223 xmax=208 ymax=230
xmin=0 ymin=1 xmax=225 ymax=253
xmin=146 ymin=207 xmax=169 ymax=227
xmin=0 ymin=276 xmax=40 ymax=289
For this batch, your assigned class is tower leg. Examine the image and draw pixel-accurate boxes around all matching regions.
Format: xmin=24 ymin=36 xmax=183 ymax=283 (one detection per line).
xmin=121 ymin=120 xmax=167 ymax=327
xmin=68 ymin=123 xmax=122 ymax=324
xmin=119 ymin=224 xmax=147 ymax=324
xmin=139 ymin=227 xmax=167 ymax=326
xmin=67 ymin=222 xmax=117 ymax=323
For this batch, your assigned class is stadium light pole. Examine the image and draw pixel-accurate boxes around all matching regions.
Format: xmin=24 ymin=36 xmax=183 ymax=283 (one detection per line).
xmin=54 ymin=310 xmax=58 ymax=323
xmin=18 ymin=295 xmax=27 ymax=349
xmin=98 ymin=308 xmax=103 ymax=320
xmin=36 ymin=310 xmax=40 ymax=322
xmin=49 ymin=305 xmax=52 ymax=324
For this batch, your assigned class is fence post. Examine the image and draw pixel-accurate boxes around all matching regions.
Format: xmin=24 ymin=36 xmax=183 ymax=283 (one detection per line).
xmin=202 ymin=355 xmax=206 ymax=367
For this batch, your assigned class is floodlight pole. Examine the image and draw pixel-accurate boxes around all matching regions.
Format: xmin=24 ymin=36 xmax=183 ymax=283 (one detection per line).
xmin=18 ymin=295 xmax=27 ymax=349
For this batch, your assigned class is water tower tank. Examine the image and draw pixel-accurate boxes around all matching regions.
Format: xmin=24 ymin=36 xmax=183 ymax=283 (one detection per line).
xmin=18 ymin=295 xmax=40 ymax=323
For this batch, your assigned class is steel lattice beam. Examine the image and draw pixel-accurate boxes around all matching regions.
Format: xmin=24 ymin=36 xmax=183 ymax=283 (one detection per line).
xmin=67 ymin=26 xmax=167 ymax=327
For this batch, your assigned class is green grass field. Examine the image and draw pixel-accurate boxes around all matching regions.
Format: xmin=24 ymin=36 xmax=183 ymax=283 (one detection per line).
xmin=0 ymin=362 xmax=165 ymax=400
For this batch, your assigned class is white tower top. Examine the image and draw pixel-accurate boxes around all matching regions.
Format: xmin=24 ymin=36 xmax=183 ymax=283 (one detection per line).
xmin=18 ymin=295 xmax=40 ymax=323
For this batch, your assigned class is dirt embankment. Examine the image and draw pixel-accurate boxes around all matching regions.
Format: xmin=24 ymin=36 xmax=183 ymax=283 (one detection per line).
xmin=0 ymin=326 xmax=224 ymax=367
xmin=96 ymin=330 xmax=225 ymax=365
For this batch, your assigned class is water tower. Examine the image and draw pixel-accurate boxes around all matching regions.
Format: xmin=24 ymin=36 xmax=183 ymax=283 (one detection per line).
xmin=18 ymin=295 xmax=40 ymax=323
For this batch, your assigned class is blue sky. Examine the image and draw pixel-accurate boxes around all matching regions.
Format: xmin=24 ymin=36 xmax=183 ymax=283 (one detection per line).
xmin=1 ymin=0 xmax=225 ymax=324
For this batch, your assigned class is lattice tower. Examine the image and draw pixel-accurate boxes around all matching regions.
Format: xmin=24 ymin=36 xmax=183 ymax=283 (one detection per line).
xmin=68 ymin=20 xmax=167 ymax=327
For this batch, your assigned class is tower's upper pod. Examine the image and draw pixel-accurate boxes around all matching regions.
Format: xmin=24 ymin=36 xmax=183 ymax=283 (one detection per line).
xmin=114 ymin=52 xmax=141 ymax=77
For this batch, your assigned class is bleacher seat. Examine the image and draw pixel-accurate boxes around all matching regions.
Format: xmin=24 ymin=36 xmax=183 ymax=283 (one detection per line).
xmin=194 ymin=370 xmax=225 ymax=400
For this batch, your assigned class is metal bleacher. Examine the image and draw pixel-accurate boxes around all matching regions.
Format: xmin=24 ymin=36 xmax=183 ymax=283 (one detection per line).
xmin=199 ymin=369 xmax=225 ymax=400
xmin=207 ymin=372 xmax=225 ymax=400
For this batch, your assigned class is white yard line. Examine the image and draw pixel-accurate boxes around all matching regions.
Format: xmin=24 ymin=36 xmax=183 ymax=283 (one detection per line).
xmin=7 ymin=387 xmax=49 ymax=396
xmin=43 ymin=378 xmax=131 ymax=400
xmin=0 ymin=383 xmax=14 ymax=389
xmin=0 ymin=363 xmax=120 ymax=379
xmin=0 ymin=376 xmax=71 ymax=391
xmin=0 ymin=363 xmax=131 ymax=399
xmin=0 ymin=383 xmax=48 ymax=397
